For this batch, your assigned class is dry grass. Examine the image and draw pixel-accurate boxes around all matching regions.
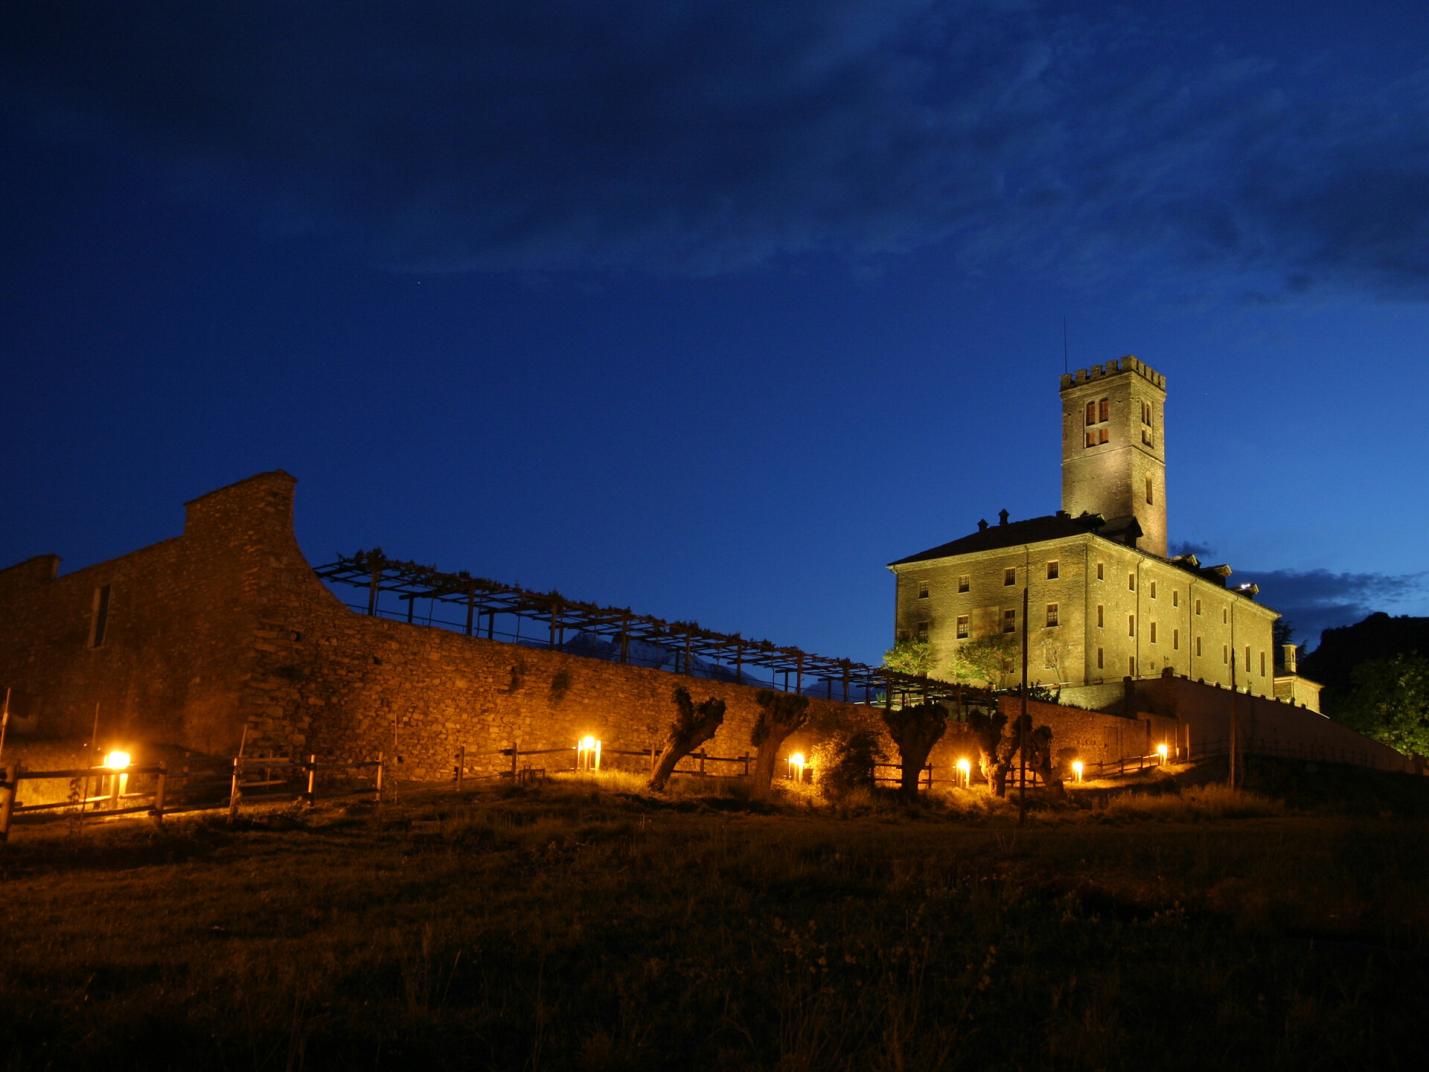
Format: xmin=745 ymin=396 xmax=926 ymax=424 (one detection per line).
xmin=0 ymin=777 xmax=1426 ymax=1070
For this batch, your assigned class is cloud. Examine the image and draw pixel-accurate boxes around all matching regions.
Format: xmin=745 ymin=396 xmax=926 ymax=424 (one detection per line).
xmin=1235 ymin=568 xmax=1429 ymax=649
xmin=5 ymin=1 xmax=1428 ymax=296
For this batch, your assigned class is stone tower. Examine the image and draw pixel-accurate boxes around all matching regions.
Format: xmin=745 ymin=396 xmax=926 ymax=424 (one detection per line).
xmin=1058 ymin=356 xmax=1168 ymax=558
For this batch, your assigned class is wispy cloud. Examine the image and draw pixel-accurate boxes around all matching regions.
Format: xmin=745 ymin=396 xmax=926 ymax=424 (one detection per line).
xmin=6 ymin=2 xmax=1428 ymax=296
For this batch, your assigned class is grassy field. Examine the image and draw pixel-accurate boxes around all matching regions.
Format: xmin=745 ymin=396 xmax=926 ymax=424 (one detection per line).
xmin=1 ymin=770 xmax=1427 ymax=1071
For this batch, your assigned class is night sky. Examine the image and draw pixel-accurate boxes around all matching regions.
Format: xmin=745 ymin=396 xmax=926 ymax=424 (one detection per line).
xmin=4 ymin=1 xmax=1428 ymax=663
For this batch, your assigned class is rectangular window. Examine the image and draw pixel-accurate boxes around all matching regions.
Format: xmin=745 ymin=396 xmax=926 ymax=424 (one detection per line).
xmin=1195 ymin=598 xmax=1202 ymax=615
xmin=957 ymin=574 xmax=970 ymax=593
xmin=1099 ymin=398 xmax=1109 ymax=422
xmin=1085 ymin=400 xmax=1096 ymax=425
xmin=1046 ymin=560 xmax=1058 ymax=580
xmin=1128 ymin=614 xmax=1136 ymax=637
xmin=1150 ymin=622 xmax=1157 ymax=644
xmin=1128 ymin=573 xmax=1136 ymax=592
xmin=1097 ymin=604 xmax=1104 ymax=628
xmin=1245 ymin=645 xmax=1252 ymax=673
xmin=917 ymin=580 xmax=929 ymax=599
xmin=1003 ymin=568 xmax=1016 ymax=586
xmin=916 ymin=621 xmax=929 ymax=641
xmin=1260 ymin=651 xmax=1266 ymax=676
xmin=1129 ymin=656 xmax=1136 ymax=676
xmin=1096 ymin=562 xmax=1104 ymax=581
xmin=1223 ymin=644 xmax=1229 ymax=664
xmin=1097 ymin=647 xmax=1104 ymax=669
xmin=1173 ymin=591 xmax=1180 ymax=608
xmin=1196 ymin=636 xmax=1202 ymax=657
xmin=1146 ymin=475 xmax=1154 ymax=504
xmin=1173 ymin=628 xmax=1180 ymax=650
xmin=1003 ymin=609 xmax=1016 ymax=633
xmin=89 ymin=584 xmax=111 ymax=648
xmin=1046 ymin=603 xmax=1059 ymax=627
xmin=1150 ymin=580 xmax=1157 ymax=599
xmin=956 ymin=614 xmax=969 ymax=639
xmin=1098 ymin=427 xmax=1108 ymax=444
xmin=1223 ymin=608 xmax=1229 ymax=624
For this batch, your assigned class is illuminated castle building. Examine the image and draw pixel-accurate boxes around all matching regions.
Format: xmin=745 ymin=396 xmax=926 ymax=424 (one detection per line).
xmin=888 ymin=356 xmax=1320 ymax=711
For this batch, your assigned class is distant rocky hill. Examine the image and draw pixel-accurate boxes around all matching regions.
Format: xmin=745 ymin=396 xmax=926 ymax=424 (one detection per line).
xmin=1299 ymin=612 xmax=1429 ymax=708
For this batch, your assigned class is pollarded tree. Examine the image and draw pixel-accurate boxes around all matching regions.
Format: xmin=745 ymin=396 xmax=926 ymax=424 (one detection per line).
xmin=881 ymin=701 xmax=948 ymax=799
xmin=1024 ymin=723 xmax=1065 ymax=796
xmin=649 ymin=686 xmax=727 ymax=791
xmin=749 ymin=689 xmax=810 ymax=799
xmin=883 ymin=637 xmax=933 ymax=676
xmin=967 ymin=706 xmax=1011 ymax=795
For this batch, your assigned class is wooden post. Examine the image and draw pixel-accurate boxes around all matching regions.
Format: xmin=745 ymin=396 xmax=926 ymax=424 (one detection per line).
xmin=510 ymin=741 xmax=518 ymax=781
xmin=305 ymin=754 xmax=317 ymax=804
xmin=152 ymin=763 xmax=167 ymax=825
xmin=0 ymin=764 xmax=17 ymax=843
xmin=108 ymin=767 xmax=122 ymax=810
xmin=228 ymin=756 xmax=241 ymax=825
xmin=698 ymin=751 xmax=706 ymax=776
xmin=455 ymin=747 xmax=465 ymax=790
xmin=374 ymin=753 xmax=384 ymax=803
xmin=741 ymin=753 xmax=750 ymax=777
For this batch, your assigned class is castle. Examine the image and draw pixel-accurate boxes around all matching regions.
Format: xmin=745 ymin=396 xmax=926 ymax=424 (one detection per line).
xmin=888 ymin=357 xmax=1323 ymax=712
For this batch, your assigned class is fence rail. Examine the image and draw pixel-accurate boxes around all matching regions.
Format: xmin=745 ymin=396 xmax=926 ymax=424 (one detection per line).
xmin=0 ymin=753 xmax=386 ymax=842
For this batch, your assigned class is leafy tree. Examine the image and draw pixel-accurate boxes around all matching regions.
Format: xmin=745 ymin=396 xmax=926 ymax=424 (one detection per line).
xmin=882 ymin=637 xmax=933 ymax=676
xmin=820 ymin=730 xmax=885 ymax=801
xmin=649 ymin=687 xmax=726 ymax=791
xmin=881 ymin=702 xmax=948 ymax=799
xmin=951 ymin=634 xmax=1019 ymax=689
xmin=749 ymin=689 xmax=810 ymax=799
xmin=1333 ymin=653 xmax=1429 ymax=757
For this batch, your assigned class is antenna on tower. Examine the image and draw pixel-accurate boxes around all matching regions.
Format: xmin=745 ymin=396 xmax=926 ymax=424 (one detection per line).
xmin=1062 ymin=316 xmax=1069 ymax=374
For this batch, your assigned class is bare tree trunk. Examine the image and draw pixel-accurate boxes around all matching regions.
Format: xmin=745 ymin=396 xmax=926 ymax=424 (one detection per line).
xmin=883 ymin=702 xmax=948 ymax=800
xmin=649 ymin=688 xmax=726 ymax=792
xmin=749 ymin=690 xmax=809 ymax=799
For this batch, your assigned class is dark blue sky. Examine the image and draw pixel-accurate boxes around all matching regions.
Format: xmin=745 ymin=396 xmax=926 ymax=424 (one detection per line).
xmin=4 ymin=1 xmax=1428 ymax=660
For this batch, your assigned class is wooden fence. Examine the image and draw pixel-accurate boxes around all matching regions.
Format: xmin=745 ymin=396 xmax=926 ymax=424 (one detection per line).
xmin=0 ymin=753 xmax=385 ymax=842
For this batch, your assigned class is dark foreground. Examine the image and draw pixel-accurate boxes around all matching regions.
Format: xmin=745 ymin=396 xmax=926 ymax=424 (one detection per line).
xmin=1 ymin=778 xmax=1426 ymax=1071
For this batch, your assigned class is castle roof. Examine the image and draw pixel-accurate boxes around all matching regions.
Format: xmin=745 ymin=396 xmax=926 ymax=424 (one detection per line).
xmin=887 ymin=511 xmax=1140 ymax=566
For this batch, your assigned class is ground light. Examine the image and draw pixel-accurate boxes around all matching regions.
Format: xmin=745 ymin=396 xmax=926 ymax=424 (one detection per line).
xmin=955 ymin=757 xmax=971 ymax=788
xmin=102 ymin=749 xmax=132 ymax=804
xmin=1071 ymin=759 xmax=1084 ymax=783
xmin=1157 ymin=742 xmax=1169 ymax=765
xmin=787 ymin=752 xmax=806 ymax=782
xmin=576 ymin=736 xmax=602 ymax=772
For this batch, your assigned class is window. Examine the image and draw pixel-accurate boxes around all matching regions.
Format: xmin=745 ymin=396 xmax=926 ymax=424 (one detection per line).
xmin=956 ymin=614 xmax=969 ymax=639
xmin=917 ymin=580 xmax=929 ymax=599
xmin=1097 ymin=647 xmax=1104 ymax=669
xmin=957 ymin=574 xmax=970 ymax=593
xmin=1046 ymin=603 xmax=1059 ymax=627
xmin=1195 ymin=598 xmax=1202 ymax=615
xmin=1003 ymin=609 xmax=1016 ymax=633
xmin=1173 ymin=628 xmax=1180 ymax=650
xmin=1145 ymin=475 xmax=1154 ymax=504
xmin=1245 ymin=645 xmax=1252 ymax=673
xmin=1195 ymin=636 xmax=1202 ymax=657
xmin=1084 ymin=397 xmax=1110 ymax=447
xmin=1223 ymin=608 xmax=1228 ymax=624
xmin=1222 ymin=644 xmax=1228 ymax=664
xmin=1150 ymin=622 xmax=1157 ymax=644
xmin=1129 ymin=656 xmax=1136 ymax=676
xmin=1128 ymin=573 xmax=1136 ymax=592
xmin=1046 ymin=560 xmax=1059 ymax=580
xmin=88 ymin=584 xmax=111 ymax=648
xmin=1140 ymin=400 xmax=1155 ymax=446
xmin=1096 ymin=562 xmax=1104 ymax=581
xmin=916 ymin=621 xmax=929 ymax=640
xmin=1100 ymin=398 xmax=1109 ymax=422
xmin=1003 ymin=568 xmax=1016 ymax=587
xmin=1097 ymin=604 xmax=1104 ymax=628
xmin=1085 ymin=400 xmax=1096 ymax=425
xmin=1173 ymin=591 xmax=1180 ymax=608
xmin=1128 ymin=614 xmax=1136 ymax=637
xmin=1260 ymin=651 xmax=1266 ymax=676
xmin=1150 ymin=580 xmax=1157 ymax=599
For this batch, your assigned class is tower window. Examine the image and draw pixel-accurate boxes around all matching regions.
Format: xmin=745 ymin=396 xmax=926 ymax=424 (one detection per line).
xmin=1145 ymin=476 xmax=1154 ymax=504
xmin=1046 ymin=560 xmax=1058 ymax=580
xmin=1003 ymin=609 xmax=1016 ymax=633
xmin=1099 ymin=399 xmax=1109 ymax=422
xmin=1003 ymin=568 xmax=1016 ymax=587
xmin=89 ymin=584 xmax=111 ymax=648
xmin=1084 ymin=397 xmax=1110 ymax=447
xmin=917 ymin=581 xmax=929 ymax=599
xmin=956 ymin=614 xmax=969 ymax=639
xmin=1046 ymin=603 xmax=1059 ymax=627
xmin=957 ymin=574 xmax=969 ymax=593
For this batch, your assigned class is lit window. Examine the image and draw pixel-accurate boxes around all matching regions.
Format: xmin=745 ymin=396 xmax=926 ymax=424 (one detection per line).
xmin=956 ymin=614 xmax=969 ymax=639
xmin=1003 ymin=609 xmax=1016 ymax=633
xmin=957 ymin=574 xmax=969 ymax=593
xmin=1046 ymin=560 xmax=1058 ymax=580
xmin=917 ymin=581 xmax=929 ymax=599
xmin=1004 ymin=568 xmax=1016 ymax=587
xmin=89 ymin=584 xmax=111 ymax=648
xmin=1046 ymin=603 xmax=1059 ymax=627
